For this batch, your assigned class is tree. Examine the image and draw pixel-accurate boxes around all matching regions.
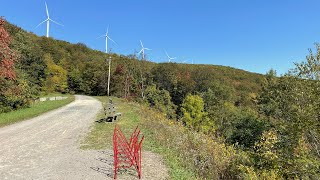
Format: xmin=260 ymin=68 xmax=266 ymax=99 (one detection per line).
xmin=67 ymin=68 xmax=83 ymax=93
xmin=226 ymin=109 xmax=267 ymax=148
xmin=11 ymin=31 xmax=46 ymax=90
xmin=291 ymin=43 xmax=320 ymax=80
xmin=0 ymin=17 xmax=16 ymax=80
xmin=43 ymin=54 xmax=68 ymax=93
xmin=181 ymin=94 xmax=213 ymax=133
xmin=254 ymin=129 xmax=280 ymax=170
xmin=258 ymin=44 xmax=320 ymax=178
xmin=110 ymin=64 xmax=126 ymax=97
xmin=202 ymin=81 xmax=235 ymax=118
xmin=145 ymin=84 xmax=177 ymax=119
xmin=0 ymin=18 xmax=32 ymax=112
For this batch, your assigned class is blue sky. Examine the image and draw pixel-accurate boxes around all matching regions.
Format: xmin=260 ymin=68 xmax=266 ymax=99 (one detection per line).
xmin=1 ymin=0 xmax=320 ymax=75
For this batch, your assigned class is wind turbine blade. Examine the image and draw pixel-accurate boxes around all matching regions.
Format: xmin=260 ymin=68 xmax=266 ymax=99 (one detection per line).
xmin=165 ymin=51 xmax=170 ymax=58
xmin=107 ymin=26 xmax=109 ymax=34
xmin=50 ymin=19 xmax=64 ymax=26
xmin=140 ymin=40 xmax=144 ymax=48
xmin=45 ymin=2 xmax=50 ymax=17
xmin=145 ymin=48 xmax=151 ymax=50
xmin=97 ymin=34 xmax=106 ymax=39
xmin=138 ymin=49 xmax=143 ymax=54
xmin=107 ymin=36 xmax=116 ymax=44
xmin=35 ymin=19 xmax=48 ymax=28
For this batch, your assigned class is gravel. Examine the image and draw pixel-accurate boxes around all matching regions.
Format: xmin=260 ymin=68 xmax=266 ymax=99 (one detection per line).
xmin=0 ymin=95 xmax=168 ymax=180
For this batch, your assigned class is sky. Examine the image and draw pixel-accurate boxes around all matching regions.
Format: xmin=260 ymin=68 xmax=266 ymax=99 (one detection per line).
xmin=1 ymin=0 xmax=320 ymax=75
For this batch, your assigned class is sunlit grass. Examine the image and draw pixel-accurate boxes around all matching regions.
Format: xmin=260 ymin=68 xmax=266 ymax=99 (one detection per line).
xmin=81 ymin=97 xmax=141 ymax=149
xmin=82 ymin=96 xmax=196 ymax=179
xmin=0 ymin=94 xmax=74 ymax=127
xmin=39 ymin=92 xmax=70 ymax=98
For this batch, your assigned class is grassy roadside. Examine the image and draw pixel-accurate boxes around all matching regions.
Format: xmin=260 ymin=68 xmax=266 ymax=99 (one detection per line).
xmin=0 ymin=94 xmax=75 ymax=127
xmin=82 ymin=96 xmax=196 ymax=179
xmin=38 ymin=92 xmax=70 ymax=98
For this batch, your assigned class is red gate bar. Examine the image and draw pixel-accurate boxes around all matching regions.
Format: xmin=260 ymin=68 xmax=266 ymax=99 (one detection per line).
xmin=113 ymin=125 xmax=144 ymax=179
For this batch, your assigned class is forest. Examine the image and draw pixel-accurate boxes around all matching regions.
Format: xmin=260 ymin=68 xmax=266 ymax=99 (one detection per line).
xmin=1 ymin=18 xmax=319 ymax=179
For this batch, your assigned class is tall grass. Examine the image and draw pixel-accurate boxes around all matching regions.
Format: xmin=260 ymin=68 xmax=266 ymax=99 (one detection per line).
xmin=83 ymin=96 xmax=241 ymax=179
xmin=139 ymin=106 xmax=238 ymax=179
xmin=0 ymin=95 xmax=74 ymax=127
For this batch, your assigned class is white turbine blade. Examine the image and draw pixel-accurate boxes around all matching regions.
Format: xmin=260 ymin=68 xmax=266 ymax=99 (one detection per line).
xmin=145 ymin=48 xmax=151 ymax=51
xmin=172 ymin=57 xmax=176 ymax=59
xmin=138 ymin=49 xmax=143 ymax=54
xmin=107 ymin=26 xmax=109 ymax=34
xmin=107 ymin=36 xmax=116 ymax=44
xmin=35 ymin=19 xmax=48 ymax=28
xmin=50 ymin=19 xmax=64 ymax=26
xmin=45 ymin=2 xmax=50 ymax=17
xmin=165 ymin=51 xmax=170 ymax=58
xmin=140 ymin=40 xmax=144 ymax=48
xmin=97 ymin=34 xmax=106 ymax=39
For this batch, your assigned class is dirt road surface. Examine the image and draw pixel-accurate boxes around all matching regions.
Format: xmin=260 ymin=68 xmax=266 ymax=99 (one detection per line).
xmin=0 ymin=95 xmax=168 ymax=180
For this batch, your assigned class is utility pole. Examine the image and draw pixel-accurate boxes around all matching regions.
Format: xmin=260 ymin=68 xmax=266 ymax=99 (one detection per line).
xmin=139 ymin=57 xmax=145 ymax=100
xmin=107 ymin=56 xmax=111 ymax=96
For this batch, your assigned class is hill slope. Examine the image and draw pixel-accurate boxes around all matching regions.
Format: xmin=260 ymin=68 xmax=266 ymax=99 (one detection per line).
xmin=3 ymin=19 xmax=320 ymax=179
xmin=4 ymin=20 xmax=264 ymax=108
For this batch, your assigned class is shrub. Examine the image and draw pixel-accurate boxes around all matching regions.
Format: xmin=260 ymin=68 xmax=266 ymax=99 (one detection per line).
xmin=140 ymin=106 xmax=237 ymax=179
xmin=144 ymin=85 xmax=177 ymax=119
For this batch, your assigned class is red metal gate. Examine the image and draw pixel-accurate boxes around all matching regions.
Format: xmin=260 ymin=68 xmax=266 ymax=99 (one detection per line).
xmin=113 ymin=125 xmax=144 ymax=179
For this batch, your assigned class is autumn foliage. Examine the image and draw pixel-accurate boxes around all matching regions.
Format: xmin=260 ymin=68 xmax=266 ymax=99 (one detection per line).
xmin=0 ymin=18 xmax=32 ymax=112
xmin=2 ymin=18 xmax=319 ymax=178
xmin=0 ymin=17 xmax=16 ymax=80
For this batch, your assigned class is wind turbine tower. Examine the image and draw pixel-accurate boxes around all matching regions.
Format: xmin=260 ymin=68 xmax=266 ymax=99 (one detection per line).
xmin=139 ymin=40 xmax=151 ymax=60
xmin=98 ymin=27 xmax=116 ymax=53
xmin=98 ymin=27 xmax=116 ymax=97
xmin=36 ymin=2 xmax=63 ymax=37
xmin=165 ymin=51 xmax=176 ymax=62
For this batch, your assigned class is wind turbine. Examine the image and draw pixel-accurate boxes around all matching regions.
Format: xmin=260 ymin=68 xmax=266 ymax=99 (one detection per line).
xmin=36 ymin=2 xmax=63 ymax=37
xmin=97 ymin=27 xmax=116 ymax=97
xmin=98 ymin=27 xmax=116 ymax=53
xmin=165 ymin=51 xmax=176 ymax=62
xmin=138 ymin=40 xmax=151 ymax=60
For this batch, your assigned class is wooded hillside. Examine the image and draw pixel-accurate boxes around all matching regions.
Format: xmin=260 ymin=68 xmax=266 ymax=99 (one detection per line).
xmin=2 ymin=19 xmax=263 ymax=112
xmin=2 ymin=19 xmax=319 ymax=179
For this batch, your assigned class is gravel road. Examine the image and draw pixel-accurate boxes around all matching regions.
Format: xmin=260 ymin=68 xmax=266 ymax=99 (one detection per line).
xmin=0 ymin=95 xmax=168 ymax=180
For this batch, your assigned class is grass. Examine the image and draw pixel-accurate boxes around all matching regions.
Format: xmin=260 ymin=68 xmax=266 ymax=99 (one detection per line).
xmin=81 ymin=97 xmax=143 ymax=149
xmin=39 ymin=92 xmax=70 ymax=98
xmin=82 ymin=96 xmax=197 ymax=179
xmin=0 ymin=94 xmax=75 ymax=127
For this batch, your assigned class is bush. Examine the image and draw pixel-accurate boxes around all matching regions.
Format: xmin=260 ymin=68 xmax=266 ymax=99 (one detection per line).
xmin=140 ymin=106 xmax=237 ymax=179
xmin=144 ymin=85 xmax=177 ymax=119
xmin=181 ymin=94 xmax=215 ymax=133
xmin=226 ymin=109 xmax=267 ymax=149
